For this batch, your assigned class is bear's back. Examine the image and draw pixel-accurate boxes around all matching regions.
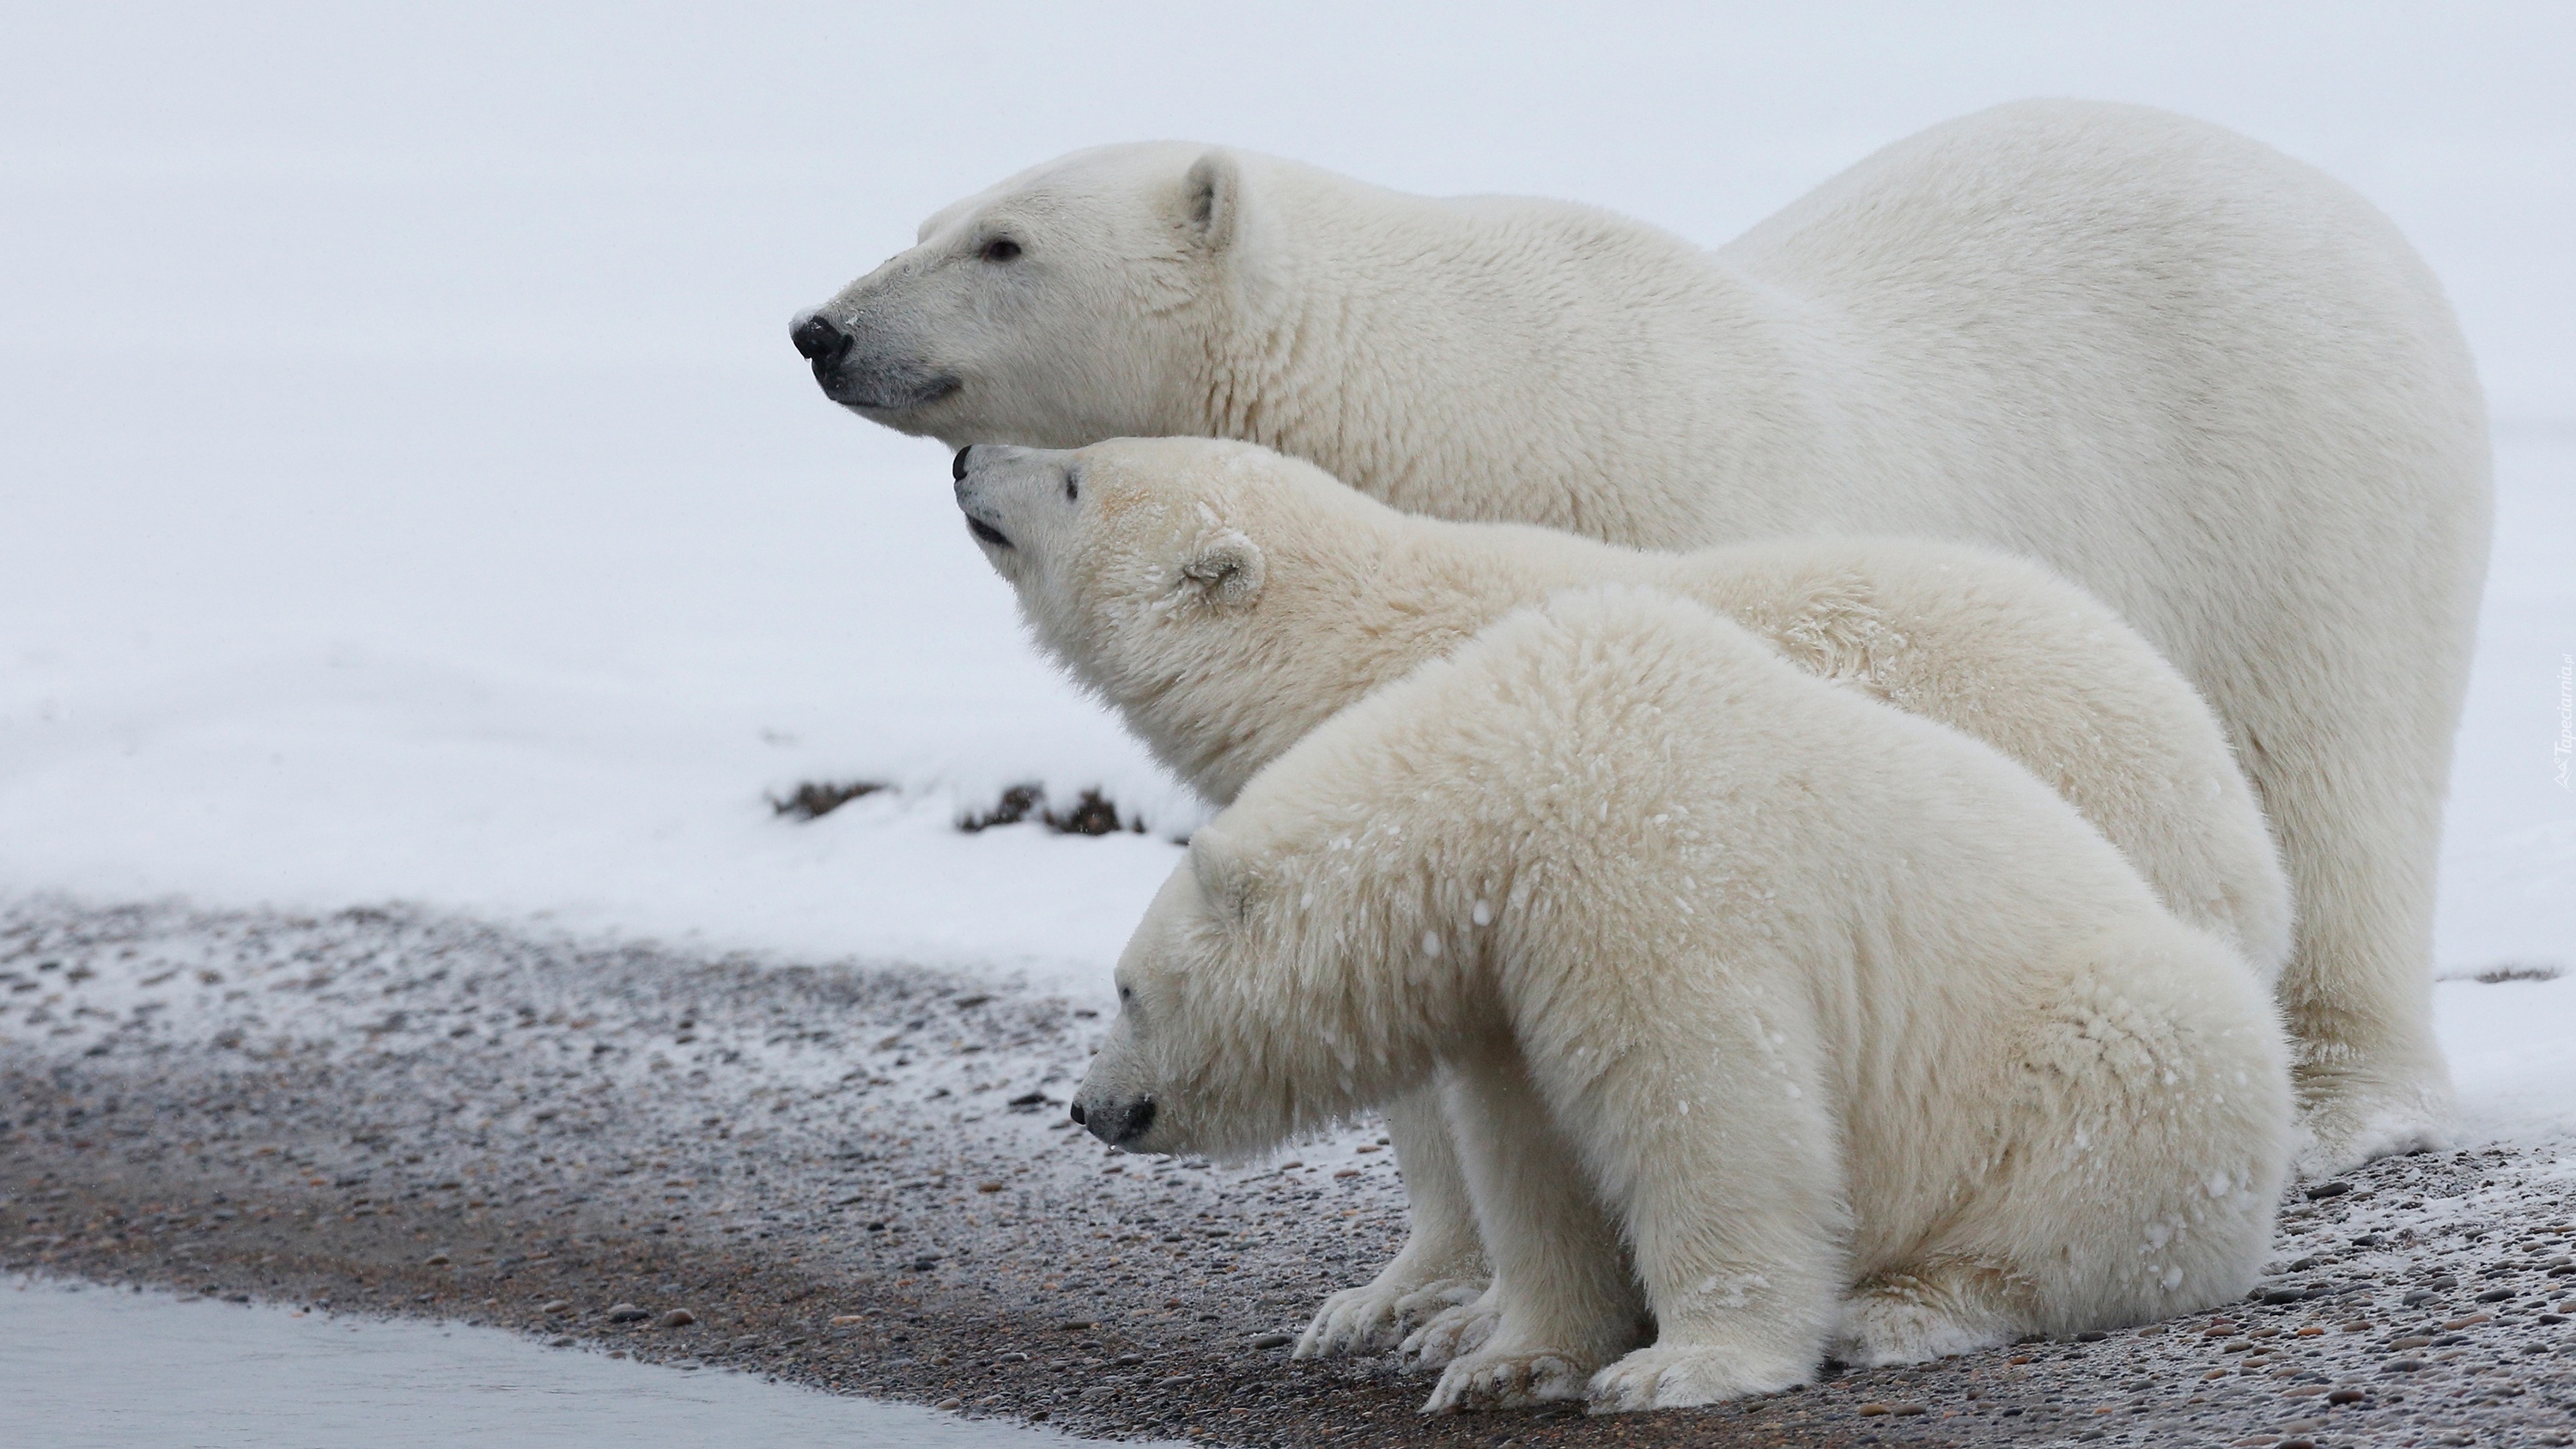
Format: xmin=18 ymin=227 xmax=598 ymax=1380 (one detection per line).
xmin=1237 ymin=581 xmax=2177 ymax=977
xmin=1658 ymin=534 xmax=2291 ymax=974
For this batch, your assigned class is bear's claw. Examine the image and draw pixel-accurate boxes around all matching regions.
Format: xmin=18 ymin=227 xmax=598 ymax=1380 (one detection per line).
xmin=1399 ymin=1296 xmax=1502 ymax=1368
xmin=1586 ymin=1344 xmax=1805 ymax=1413
xmin=1422 ymin=1349 xmax=1591 ymax=1412
xmin=1296 ymin=1275 xmax=1486 ymax=1359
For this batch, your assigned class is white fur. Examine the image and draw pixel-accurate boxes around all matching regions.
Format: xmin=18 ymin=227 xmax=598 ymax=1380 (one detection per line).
xmin=1072 ymin=587 xmax=2293 ymax=1412
xmin=817 ymin=101 xmax=2491 ymax=1176
xmin=958 ymin=435 xmax=2293 ymax=1355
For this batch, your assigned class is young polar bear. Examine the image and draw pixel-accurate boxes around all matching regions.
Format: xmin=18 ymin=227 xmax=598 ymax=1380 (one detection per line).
xmin=1071 ymin=586 xmax=2293 ymax=1412
xmin=957 ymin=435 xmax=2291 ymax=1357
xmin=804 ymin=101 xmax=2491 ymax=1174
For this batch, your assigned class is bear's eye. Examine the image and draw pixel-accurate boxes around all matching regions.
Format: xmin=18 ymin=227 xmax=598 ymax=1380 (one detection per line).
xmin=1064 ymin=472 xmax=1080 ymax=503
xmin=980 ymin=237 xmax=1022 ymax=263
xmin=1117 ymin=985 xmax=1132 ymax=1002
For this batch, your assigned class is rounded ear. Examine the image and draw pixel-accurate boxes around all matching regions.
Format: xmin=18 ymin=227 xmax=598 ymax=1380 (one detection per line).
xmin=1187 ymin=827 xmax=1253 ymax=925
xmin=1182 ymin=150 xmax=1248 ymax=253
xmin=1179 ymin=528 xmax=1266 ymax=607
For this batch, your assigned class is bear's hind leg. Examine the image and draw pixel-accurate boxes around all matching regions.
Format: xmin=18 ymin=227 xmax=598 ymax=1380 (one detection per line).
xmin=1832 ymin=1257 xmax=2040 ymax=1367
xmin=1420 ymin=1047 xmax=1647 ymax=1412
xmin=1296 ymin=1083 xmax=1490 ymax=1358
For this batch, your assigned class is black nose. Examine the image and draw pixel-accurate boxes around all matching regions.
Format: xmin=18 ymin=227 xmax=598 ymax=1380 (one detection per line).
xmin=791 ymin=311 xmax=852 ymax=365
xmin=953 ymin=446 xmax=975 ymax=481
xmin=1067 ymin=1100 xmax=1085 ymax=1125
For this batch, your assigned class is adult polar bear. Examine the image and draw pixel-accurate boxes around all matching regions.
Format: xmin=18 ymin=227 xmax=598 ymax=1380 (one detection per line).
xmin=795 ymin=103 xmax=2488 ymax=1171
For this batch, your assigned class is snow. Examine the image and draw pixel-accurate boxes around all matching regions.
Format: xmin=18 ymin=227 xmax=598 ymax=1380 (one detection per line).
xmin=0 ymin=6 xmax=2569 ymax=1115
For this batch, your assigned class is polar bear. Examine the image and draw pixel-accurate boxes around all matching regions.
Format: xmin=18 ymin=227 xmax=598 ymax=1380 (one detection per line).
xmin=799 ymin=100 xmax=2489 ymax=1174
xmin=1072 ymin=586 xmax=2293 ymax=1412
xmin=955 ymin=434 xmax=2292 ymax=1357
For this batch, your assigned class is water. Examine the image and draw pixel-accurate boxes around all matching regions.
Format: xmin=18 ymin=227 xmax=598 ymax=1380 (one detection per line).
xmin=2 ymin=1278 xmax=1151 ymax=1448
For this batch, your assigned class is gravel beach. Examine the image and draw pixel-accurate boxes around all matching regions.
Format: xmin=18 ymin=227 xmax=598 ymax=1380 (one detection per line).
xmin=6 ymin=896 xmax=2572 ymax=1446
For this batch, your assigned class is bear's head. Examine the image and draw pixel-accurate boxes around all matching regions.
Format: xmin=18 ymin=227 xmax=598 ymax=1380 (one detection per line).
xmin=953 ymin=435 xmax=1401 ymax=803
xmin=1070 ymin=825 xmax=1299 ymax=1160
xmin=792 ymin=144 xmax=1267 ymax=449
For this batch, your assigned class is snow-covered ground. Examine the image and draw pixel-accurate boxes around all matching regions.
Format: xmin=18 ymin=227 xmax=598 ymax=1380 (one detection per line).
xmin=1 ymin=6 xmax=2569 ymax=1111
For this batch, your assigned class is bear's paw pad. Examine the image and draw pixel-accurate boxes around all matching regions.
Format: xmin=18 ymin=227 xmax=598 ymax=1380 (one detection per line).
xmin=1422 ymin=1349 xmax=1591 ymax=1413
xmin=1586 ymin=1345 xmax=1798 ymax=1413
xmin=1399 ymin=1299 xmax=1502 ymax=1368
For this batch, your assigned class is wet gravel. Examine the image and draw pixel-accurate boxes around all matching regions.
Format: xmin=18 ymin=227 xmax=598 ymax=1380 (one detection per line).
xmin=4 ymin=895 xmax=2572 ymax=1446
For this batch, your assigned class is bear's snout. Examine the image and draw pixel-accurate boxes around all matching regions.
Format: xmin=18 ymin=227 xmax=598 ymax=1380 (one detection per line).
xmin=789 ymin=306 xmax=958 ymax=412
xmin=954 ymin=466 xmax=1018 ymax=551
xmin=1075 ymin=1095 xmax=1156 ymax=1148
xmin=789 ymin=309 xmax=851 ymax=368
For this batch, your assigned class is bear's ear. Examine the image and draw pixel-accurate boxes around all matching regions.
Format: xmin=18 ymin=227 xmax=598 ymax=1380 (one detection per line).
xmin=1178 ymin=528 xmax=1266 ymax=608
xmin=1188 ymin=827 xmax=1254 ymax=927
xmin=1182 ymin=150 xmax=1248 ymax=253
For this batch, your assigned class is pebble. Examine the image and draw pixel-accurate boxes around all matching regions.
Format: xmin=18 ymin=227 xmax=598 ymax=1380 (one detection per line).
xmin=655 ymin=1308 xmax=697 ymax=1329
xmin=602 ymin=1303 xmax=650 ymax=1323
xmin=540 ymin=1300 xmax=573 ymax=1315
xmin=1247 ymin=1331 xmax=1292 ymax=1350
xmin=422 ymin=1252 xmax=451 ymax=1267
xmin=547 ymin=1336 xmax=575 ymax=1348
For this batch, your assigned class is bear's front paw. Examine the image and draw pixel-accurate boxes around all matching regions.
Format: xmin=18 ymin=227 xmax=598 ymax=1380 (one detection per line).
xmin=1393 ymin=1275 xmax=1488 ymax=1323
xmin=1399 ymin=1297 xmax=1501 ymax=1368
xmin=1586 ymin=1345 xmax=1805 ymax=1413
xmin=1295 ymin=1274 xmax=1485 ymax=1359
xmin=1421 ymin=1349 xmax=1592 ymax=1412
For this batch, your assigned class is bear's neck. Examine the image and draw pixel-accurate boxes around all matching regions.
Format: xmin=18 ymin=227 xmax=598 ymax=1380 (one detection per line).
xmin=1171 ymin=517 xmax=1629 ymax=806
xmin=1170 ymin=174 xmax=1826 ymax=548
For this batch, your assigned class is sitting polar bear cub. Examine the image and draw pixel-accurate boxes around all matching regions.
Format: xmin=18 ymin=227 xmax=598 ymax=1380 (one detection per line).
xmin=957 ymin=435 xmax=2292 ymax=1361
xmin=1072 ymin=586 xmax=2293 ymax=1411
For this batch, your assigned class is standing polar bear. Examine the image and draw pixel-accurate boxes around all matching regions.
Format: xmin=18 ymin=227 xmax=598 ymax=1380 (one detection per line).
xmin=800 ymin=100 xmax=2490 ymax=1173
xmin=1072 ymin=586 xmax=2293 ymax=1412
xmin=955 ymin=434 xmax=2293 ymax=1357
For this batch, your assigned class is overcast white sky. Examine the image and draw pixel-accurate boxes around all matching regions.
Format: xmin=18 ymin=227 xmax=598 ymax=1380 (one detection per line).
xmin=3 ymin=3 xmax=2568 ymax=408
